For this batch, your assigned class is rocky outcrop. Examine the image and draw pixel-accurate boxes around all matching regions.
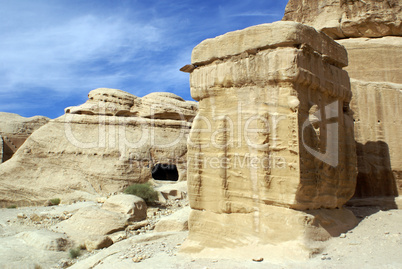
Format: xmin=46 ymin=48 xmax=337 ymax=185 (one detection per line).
xmin=0 ymin=112 xmax=49 ymax=163
xmin=51 ymin=206 xmax=128 ymax=247
xmin=0 ymin=89 xmax=197 ymax=207
xmin=181 ymin=21 xmax=357 ymax=258
xmin=16 ymin=230 xmax=72 ymax=251
xmin=282 ymin=0 xmax=402 ymax=39
xmin=283 ymin=0 xmax=402 ymax=208
xmin=337 ymin=36 xmax=402 ymax=84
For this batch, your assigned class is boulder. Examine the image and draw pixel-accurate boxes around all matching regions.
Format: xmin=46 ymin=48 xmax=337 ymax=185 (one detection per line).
xmin=85 ymin=235 xmax=114 ymax=251
xmin=102 ymin=194 xmax=147 ymax=221
xmin=181 ymin=21 xmax=357 ymax=258
xmin=16 ymin=230 xmax=71 ymax=251
xmin=0 ymin=89 xmax=197 ymax=207
xmin=52 ymin=206 xmax=128 ymax=244
xmin=154 ymin=206 xmax=190 ymax=232
xmin=282 ymin=0 xmax=402 ymax=39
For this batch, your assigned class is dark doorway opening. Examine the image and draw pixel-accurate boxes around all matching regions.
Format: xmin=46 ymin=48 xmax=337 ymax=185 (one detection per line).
xmin=152 ymin=163 xmax=179 ymax=181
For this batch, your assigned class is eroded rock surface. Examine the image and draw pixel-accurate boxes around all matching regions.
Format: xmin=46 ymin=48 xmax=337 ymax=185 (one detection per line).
xmin=283 ymin=0 xmax=402 ymax=39
xmin=283 ymin=0 xmax=402 ymax=209
xmin=337 ymin=37 xmax=402 ymax=84
xmin=0 ymin=89 xmax=197 ymax=207
xmin=102 ymin=194 xmax=147 ymax=222
xmin=350 ymin=79 xmax=402 ymax=204
xmin=0 ymin=112 xmax=49 ymax=163
xmin=182 ymin=21 xmax=357 ymax=258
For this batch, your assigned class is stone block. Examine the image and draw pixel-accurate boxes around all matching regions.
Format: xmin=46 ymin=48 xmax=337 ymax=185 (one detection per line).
xmin=182 ymin=21 xmax=357 ymax=256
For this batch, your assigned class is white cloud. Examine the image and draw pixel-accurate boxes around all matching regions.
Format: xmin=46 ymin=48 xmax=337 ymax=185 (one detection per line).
xmin=0 ymin=12 xmax=166 ymax=95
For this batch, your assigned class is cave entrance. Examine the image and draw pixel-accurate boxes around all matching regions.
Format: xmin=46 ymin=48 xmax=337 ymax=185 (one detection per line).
xmin=151 ymin=163 xmax=179 ymax=181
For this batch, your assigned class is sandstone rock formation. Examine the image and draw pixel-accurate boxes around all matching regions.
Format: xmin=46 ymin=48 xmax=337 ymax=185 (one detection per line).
xmin=0 ymin=112 xmax=49 ymax=163
xmin=16 ymin=230 xmax=72 ymax=251
xmin=154 ymin=181 xmax=188 ymax=203
xmin=283 ymin=0 xmax=402 ymax=208
xmin=349 ymin=79 xmax=402 ymax=205
xmin=102 ymin=194 xmax=147 ymax=221
xmin=51 ymin=205 xmax=128 ymax=248
xmin=154 ymin=206 xmax=190 ymax=232
xmin=0 ymin=89 xmax=197 ymax=207
xmin=283 ymin=0 xmax=402 ymax=39
xmin=181 ymin=21 xmax=358 ymax=257
xmin=337 ymin=37 xmax=402 ymax=84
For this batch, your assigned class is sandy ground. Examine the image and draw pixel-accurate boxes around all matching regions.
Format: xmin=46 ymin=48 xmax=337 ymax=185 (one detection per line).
xmin=0 ymin=203 xmax=401 ymax=269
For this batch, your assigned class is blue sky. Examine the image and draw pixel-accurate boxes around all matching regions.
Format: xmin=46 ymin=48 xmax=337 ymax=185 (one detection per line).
xmin=0 ymin=0 xmax=288 ymax=118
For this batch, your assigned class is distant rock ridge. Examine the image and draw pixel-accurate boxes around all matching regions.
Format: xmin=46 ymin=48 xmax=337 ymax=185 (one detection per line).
xmin=0 ymin=89 xmax=197 ymax=207
xmin=65 ymin=88 xmax=197 ymax=121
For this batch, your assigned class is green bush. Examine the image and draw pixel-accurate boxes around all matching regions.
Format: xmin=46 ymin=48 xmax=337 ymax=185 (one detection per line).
xmin=69 ymin=247 xmax=81 ymax=259
xmin=7 ymin=204 xmax=17 ymax=209
xmin=49 ymin=198 xmax=61 ymax=206
xmin=123 ymin=183 xmax=158 ymax=204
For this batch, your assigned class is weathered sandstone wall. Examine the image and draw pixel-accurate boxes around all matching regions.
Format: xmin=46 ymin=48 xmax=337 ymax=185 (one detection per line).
xmin=283 ymin=0 xmax=402 ymax=207
xmin=0 ymin=89 xmax=197 ymax=207
xmin=0 ymin=135 xmax=3 ymax=163
xmin=337 ymin=37 xmax=402 ymax=84
xmin=283 ymin=0 xmax=402 ymax=39
xmin=182 ymin=21 xmax=357 ymax=257
xmin=349 ymin=79 xmax=402 ymax=205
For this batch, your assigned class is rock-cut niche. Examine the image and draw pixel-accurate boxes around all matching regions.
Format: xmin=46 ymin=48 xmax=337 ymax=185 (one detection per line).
xmin=151 ymin=163 xmax=179 ymax=181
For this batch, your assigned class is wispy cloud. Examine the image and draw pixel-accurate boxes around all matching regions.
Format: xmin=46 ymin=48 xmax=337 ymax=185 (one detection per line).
xmin=0 ymin=0 xmax=288 ymax=118
xmin=0 ymin=14 xmax=165 ymax=94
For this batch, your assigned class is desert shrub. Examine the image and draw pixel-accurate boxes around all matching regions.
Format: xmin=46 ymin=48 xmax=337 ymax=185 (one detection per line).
xmin=123 ymin=183 xmax=158 ymax=204
xmin=69 ymin=247 xmax=81 ymax=259
xmin=7 ymin=204 xmax=17 ymax=209
xmin=49 ymin=198 xmax=61 ymax=206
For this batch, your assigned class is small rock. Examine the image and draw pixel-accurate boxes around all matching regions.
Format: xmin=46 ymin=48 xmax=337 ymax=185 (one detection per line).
xmin=127 ymin=220 xmax=149 ymax=231
xmin=58 ymin=259 xmax=72 ymax=268
xmin=132 ymin=256 xmax=143 ymax=263
xmin=17 ymin=213 xmax=26 ymax=219
xmin=44 ymin=200 xmax=53 ymax=207
xmin=97 ymin=197 xmax=107 ymax=203
xmin=340 ymin=233 xmax=347 ymax=238
xmin=30 ymin=213 xmax=41 ymax=222
xmin=252 ymin=257 xmax=264 ymax=262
